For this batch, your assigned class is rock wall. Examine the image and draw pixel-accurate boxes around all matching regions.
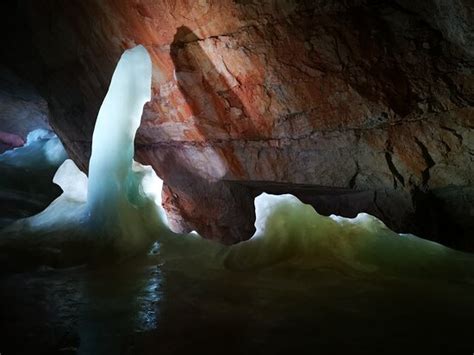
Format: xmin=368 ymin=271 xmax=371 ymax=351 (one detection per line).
xmin=1 ymin=0 xmax=472 ymax=247
xmin=0 ymin=65 xmax=50 ymax=152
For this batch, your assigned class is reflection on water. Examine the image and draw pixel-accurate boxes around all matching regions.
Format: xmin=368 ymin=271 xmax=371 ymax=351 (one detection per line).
xmin=1 ymin=254 xmax=474 ymax=355
xmin=77 ymin=262 xmax=162 ymax=355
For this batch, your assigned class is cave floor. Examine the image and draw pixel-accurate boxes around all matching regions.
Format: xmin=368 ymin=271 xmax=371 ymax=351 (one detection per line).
xmin=0 ymin=256 xmax=473 ymax=355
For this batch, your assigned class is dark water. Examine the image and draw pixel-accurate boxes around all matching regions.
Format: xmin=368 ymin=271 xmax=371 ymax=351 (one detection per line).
xmin=1 ymin=254 xmax=473 ymax=355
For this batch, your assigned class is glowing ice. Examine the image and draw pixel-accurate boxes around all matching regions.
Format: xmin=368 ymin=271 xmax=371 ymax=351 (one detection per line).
xmin=0 ymin=45 xmax=172 ymax=254
xmin=1 ymin=45 xmax=473 ymax=281
xmin=85 ymin=44 xmax=173 ymax=250
xmin=225 ymin=193 xmax=474 ymax=279
xmin=88 ymin=45 xmax=151 ymax=220
xmin=53 ymin=159 xmax=88 ymax=202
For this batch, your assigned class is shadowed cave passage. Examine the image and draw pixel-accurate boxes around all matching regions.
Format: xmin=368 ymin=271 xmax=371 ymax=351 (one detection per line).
xmin=237 ymin=180 xmax=385 ymax=218
xmin=237 ymin=181 xmax=474 ymax=252
xmin=0 ymin=64 xmax=66 ymax=225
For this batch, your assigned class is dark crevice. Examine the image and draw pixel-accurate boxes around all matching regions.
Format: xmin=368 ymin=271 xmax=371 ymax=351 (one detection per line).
xmin=384 ymin=150 xmax=405 ymax=189
xmin=349 ymin=161 xmax=359 ymax=189
xmin=414 ymin=137 xmax=435 ymax=187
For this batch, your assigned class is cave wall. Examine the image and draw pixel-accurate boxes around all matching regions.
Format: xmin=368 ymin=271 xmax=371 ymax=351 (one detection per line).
xmin=1 ymin=0 xmax=472 ymax=247
xmin=0 ymin=65 xmax=50 ymax=152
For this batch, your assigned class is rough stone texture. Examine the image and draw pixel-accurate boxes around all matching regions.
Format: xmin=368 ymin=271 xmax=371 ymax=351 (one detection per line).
xmin=0 ymin=0 xmax=472 ymax=247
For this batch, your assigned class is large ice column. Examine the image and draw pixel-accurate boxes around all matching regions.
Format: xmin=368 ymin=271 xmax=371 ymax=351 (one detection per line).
xmin=88 ymin=45 xmax=152 ymax=218
xmin=0 ymin=45 xmax=173 ymax=255
xmin=86 ymin=45 xmax=164 ymax=248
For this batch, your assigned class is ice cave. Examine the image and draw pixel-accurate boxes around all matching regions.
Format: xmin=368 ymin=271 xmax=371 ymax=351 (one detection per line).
xmin=0 ymin=1 xmax=473 ymax=354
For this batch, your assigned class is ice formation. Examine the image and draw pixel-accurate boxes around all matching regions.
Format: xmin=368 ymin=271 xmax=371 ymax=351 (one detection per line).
xmin=0 ymin=128 xmax=67 ymax=169
xmin=85 ymin=44 xmax=173 ymax=250
xmin=1 ymin=45 xmax=473 ymax=280
xmin=225 ymin=193 xmax=474 ymax=279
xmin=0 ymin=129 xmax=68 ymax=227
xmin=0 ymin=46 xmax=171 ymax=255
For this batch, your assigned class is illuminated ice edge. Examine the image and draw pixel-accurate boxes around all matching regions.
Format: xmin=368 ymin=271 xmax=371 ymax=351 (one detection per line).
xmin=1 ymin=45 xmax=473 ymax=279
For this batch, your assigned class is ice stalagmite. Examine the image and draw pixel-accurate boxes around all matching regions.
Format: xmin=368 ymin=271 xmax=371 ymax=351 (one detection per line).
xmin=86 ymin=44 xmax=172 ymax=250
xmin=0 ymin=45 xmax=473 ymax=282
xmin=0 ymin=45 xmax=174 ymax=256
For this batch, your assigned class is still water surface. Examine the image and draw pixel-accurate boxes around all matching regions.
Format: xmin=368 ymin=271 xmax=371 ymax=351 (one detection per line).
xmin=1 ymin=253 xmax=473 ymax=355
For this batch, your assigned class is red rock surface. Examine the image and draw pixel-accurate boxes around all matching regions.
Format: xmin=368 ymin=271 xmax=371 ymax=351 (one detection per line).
xmin=1 ymin=0 xmax=472 ymax=247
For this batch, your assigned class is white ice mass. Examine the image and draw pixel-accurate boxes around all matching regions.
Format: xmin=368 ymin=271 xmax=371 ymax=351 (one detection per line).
xmin=1 ymin=45 xmax=473 ymax=280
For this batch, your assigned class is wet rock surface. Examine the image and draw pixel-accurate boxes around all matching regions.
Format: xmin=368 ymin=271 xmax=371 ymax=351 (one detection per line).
xmin=0 ymin=0 xmax=472 ymax=247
